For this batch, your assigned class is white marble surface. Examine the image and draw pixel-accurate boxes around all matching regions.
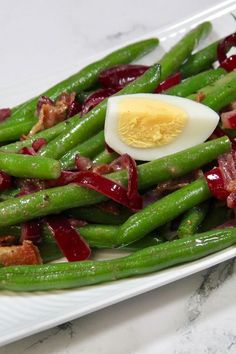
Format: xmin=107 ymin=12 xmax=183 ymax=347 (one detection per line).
xmin=1 ymin=0 xmax=236 ymax=353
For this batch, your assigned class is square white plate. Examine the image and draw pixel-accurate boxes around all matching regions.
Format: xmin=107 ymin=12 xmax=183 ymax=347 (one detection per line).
xmin=0 ymin=0 xmax=236 ymax=347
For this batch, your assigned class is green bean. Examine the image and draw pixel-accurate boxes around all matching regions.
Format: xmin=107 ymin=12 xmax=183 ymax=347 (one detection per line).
xmin=78 ymin=179 xmax=210 ymax=247
xmin=93 ymin=150 xmax=119 ymax=164
xmin=0 ymin=112 xmax=83 ymax=153
xmin=165 ymin=68 xmax=226 ymax=97
xmin=180 ymin=40 xmax=219 ymax=78
xmin=69 ymin=205 xmax=131 ymax=225
xmin=0 ymin=121 xmax=36 ymax=143
xmin=177 ymin=202 xmax=209 ymax=238
xmin=0 ymin=153 xmax=61 ymax=179
xmin=60 ymin=131 xmax=105 ymax=170
xmin=39 ymin=64 xmax=161 ymax=159
xmin=0 ymin=137 xmax=229 ymax=227
xmin=201 ymin=74 xmax=236 ymax=112
xmin=159 ymin=22 xmax=212 ymax=80
xmin=188 ymin=70 xmax=236 ymax=101
xmin=0 ymin=188 xmax=20 ymax=201
xmin=116 ymin=178 xmax=210 ymax=246
xmin=1 ymin=227 xmax=235 ymax=291
xmin=9 ymin=38 xmax=159 ymax=123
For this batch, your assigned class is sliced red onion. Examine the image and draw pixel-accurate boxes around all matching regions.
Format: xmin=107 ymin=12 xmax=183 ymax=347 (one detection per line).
xmin=155 ymin=72 xmax=182 ymax=93
xmin=20 ymin=220 xmax=42 ymax=245
xmin=221 ymin=110 xmax=236 ymax=129
xmin=32 ymin=138 xmax=47 ymax=152
xmin=105 ymin=142 xmax=115 ymax=154
xmin=0 ymin=171 xmax=12 ymax=191
xmin=19 ymin=147 xmax=37 ymax=156
xmin=74 ymin=171 xmax=142 ymax=211
xmin=47 ymin=216 xmax=91 ymax=262
xmin=204 ymin=167 xmax=229 ymax=201
xmin=220 ymin=55 xmax=236 ymax=72
xmin=99 ymin=64 xmax=149 ymax=89
xmin=0 ymin=108 xmax=11 ymax=122
xmin=217 ymin=33 xmax=236 ymax=63
xmin=217 ymin=33 xmax=236 ymax=72
xmin=67 ymin=100 xmax=82 ymax=117
xmin=81 ymin=88 xmax=116 ymax=116
xmin=210 ymin=127 xmax=236 ymax=150
xmin=216 ymin=219 xmax=236 ymax=229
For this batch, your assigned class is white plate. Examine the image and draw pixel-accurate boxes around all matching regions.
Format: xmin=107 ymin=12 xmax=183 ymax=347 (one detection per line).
xmin=0 ymin=0 xmax=236 ymax=347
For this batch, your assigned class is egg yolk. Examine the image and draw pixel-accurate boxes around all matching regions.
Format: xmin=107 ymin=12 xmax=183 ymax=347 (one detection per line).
xmin=118 ymin=98 xmax=188 ymax=148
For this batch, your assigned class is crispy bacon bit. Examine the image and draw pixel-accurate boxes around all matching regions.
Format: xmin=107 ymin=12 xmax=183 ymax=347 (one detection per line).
xmin=32 ymin=138 xmax=47 ymax=152
xmin=196 ymin=91 xmax=205 ymax=103
xmin=0 ymin=235 xmax=16 ymax=246
xmin=75 ymin=155 xmax=93 ymax=171
xmin=0 ymin=241 xmax=42 ymax=266
xmin=0 ymin=108 xmax=11 ymax=122
xmin=29 ymin=92 xmax=77 ymax=136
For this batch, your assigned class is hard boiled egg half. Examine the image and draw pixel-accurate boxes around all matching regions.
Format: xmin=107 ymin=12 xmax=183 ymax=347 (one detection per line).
xmin=104 ymin=94 xmax=219 ymax=161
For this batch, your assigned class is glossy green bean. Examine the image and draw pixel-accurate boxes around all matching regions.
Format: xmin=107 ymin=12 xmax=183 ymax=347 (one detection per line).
xmin=188 ymin=70 xmax=236 ymax=102
xmin=159 ymin=22 xmax=212 ymax=80
xmin=93 ymin=150 xmax=119 ymax=164
xmin=69 ymin=205 xmax=131 ymax=225
xmin=0 ymin=121 xmax=36 ymax=143
xmin=165 ymin=68 xmax=226 ymax=97
xmin=39 ymin=64 xmax=161 ymax=159
xmin=60 ymin=131 xmax=105 ymax=170
xmin=0 ymin=153 xmax=61 ymax=179
xmin=180 ymin=40 xmax=219 ymax=78
xmin=9 ymin=38 xmax=159 ymax=123
xmin=177 ymin=202 xmax=209 ymax=238
xmin=0 ymin=137 xmax=229 ymax=227
xmin=1 ymin=228 xmax=235 ymax=291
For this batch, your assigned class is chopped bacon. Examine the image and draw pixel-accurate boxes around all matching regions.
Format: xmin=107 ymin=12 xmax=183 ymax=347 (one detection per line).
xmin=0 ymin=241 xmax=42 ymax=266
xmin=0 ymin=236 xmax=16 ymax=246
xmin=196 ymin=91 xmax=205 ymax=103
xmin=0 ymin=108 xmax=11 ymax=122
xmin=29 ymin=92 xmax=77 ymax=136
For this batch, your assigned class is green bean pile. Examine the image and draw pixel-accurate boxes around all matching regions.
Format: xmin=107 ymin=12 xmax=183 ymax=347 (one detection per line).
xmin=0 ymin=21 xmax=236 ymax=292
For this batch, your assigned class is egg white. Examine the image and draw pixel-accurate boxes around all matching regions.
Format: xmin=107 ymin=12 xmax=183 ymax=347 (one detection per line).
xmin=104 ymin=93 xmax=220 ymax=161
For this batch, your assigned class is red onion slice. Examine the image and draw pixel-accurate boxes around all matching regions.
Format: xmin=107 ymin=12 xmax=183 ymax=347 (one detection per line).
xmin=0 ymin=171 xmax=12 ymax=191
xmin=0 ymin=108 xmax=11 ymax=122
xmin=155 ymin=72 xmax=182 ymax=93
xmin=47 ymin=216 xmax=91 ymax=261
xmin=81 ymin=88 xmax=116 ymax=116
xmin=32 ymin=138 xmax=47 ymax=152
xmin=217 ymin=33 xmax=236 ymax=71
xmin=20 ymin=220 xmax=42 ymax=245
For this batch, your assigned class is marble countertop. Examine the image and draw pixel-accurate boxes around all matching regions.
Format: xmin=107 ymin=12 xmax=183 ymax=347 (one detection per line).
xmin=1 ymin=0 xmax=236 ymax=353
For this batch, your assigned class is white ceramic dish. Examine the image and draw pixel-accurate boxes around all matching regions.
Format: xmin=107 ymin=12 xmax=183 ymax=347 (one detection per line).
xmin=0 ymin=0 xmax=236 ymax=346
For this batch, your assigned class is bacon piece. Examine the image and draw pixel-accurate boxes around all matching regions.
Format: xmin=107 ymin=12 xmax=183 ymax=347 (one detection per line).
xmin=0 ymin=241 xmax=42 ymax=266
xmin=0 ymin=236 xmax=16 ymax=246
xmin=196 ymin=91 xmax=205 ymax=103
xmin=29 ymin=92 xmax=76 ymax=136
